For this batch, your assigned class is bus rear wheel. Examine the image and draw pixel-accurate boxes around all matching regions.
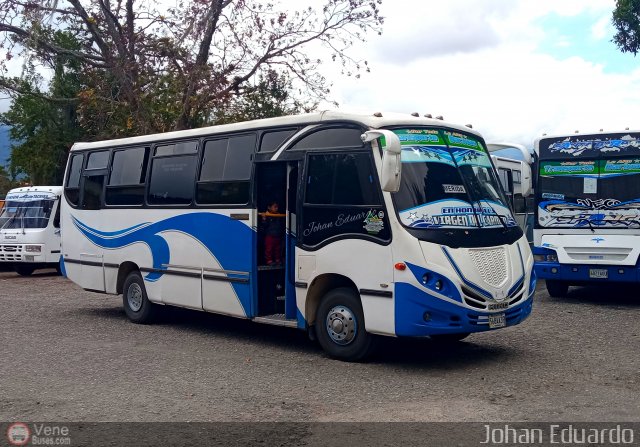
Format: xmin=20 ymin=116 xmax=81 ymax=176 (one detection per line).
xmin=15 ymin=265 xmax=35 ymax=276
xmin=546 ymin=280 xmax=568 ymax=298
xmin=122 ymin=271 xmax=157 ymax=324
xmin=315 ymin=288 xmax=376 ymax=362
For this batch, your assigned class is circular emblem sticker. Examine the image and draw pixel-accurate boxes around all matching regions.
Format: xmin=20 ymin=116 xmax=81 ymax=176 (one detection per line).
xmin=7 ymin=422 xmax=30 ymax=446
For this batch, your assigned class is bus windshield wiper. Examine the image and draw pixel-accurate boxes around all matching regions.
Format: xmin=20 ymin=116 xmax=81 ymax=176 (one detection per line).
xmin=477 ymin=199 xmax=509 ymax=232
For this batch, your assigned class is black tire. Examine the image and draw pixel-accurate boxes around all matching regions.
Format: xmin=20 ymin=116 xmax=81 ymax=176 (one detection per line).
xmin=55 ymin=264 xmax=62 ymax=275
xmin=122 ymin=271 xmax=157 ymax=324
xmin=15 ymin=265 xmax=35 ymax=276
xmin=430 ymin=332 xmax=470 ymax=343
xmin=315 ymin=287 xmax=376 ymax=362
xmin=546 ymin=280 xmax=569 ymax=298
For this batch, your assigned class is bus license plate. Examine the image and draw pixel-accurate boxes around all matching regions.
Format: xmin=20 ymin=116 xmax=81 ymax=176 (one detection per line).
xmin=488 ymin=313 xmax=506 ymax=329
xmin=589 ymin=269 xmax=608 ymax=279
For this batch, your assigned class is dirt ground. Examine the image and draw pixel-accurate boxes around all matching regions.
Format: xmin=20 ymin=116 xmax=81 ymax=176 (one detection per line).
xmin=1 ymin=270 xmax=638 ymax=422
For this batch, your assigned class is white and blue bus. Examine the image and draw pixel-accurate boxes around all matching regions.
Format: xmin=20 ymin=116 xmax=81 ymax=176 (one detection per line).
xmin=61 ymin=112 xmax=535 ymax=361
xmin=534 ymin=130 xmax=640 ymax=297
xmin=0 ymin=186 xmax=63 ymax=276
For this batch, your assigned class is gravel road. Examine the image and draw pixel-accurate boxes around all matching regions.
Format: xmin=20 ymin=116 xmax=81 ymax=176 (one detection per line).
xmin=1 ymin=270 xmax=638 ymax=422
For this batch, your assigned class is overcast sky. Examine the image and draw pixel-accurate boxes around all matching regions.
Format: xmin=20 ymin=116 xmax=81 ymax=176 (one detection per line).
xmin=2 ymin=0 xmax=639 ymax=151
xmin=320 ymin=0 xmax=640 ymax=148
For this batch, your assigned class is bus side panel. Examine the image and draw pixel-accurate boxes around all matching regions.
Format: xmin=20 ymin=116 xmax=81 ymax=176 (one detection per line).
xmin=296 ymin=239 xmax=395 ymax=336
xmin=65 ymin=208 xmax=254 ymax=316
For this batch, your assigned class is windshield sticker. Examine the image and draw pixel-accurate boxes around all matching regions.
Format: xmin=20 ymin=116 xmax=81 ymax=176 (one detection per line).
xmin=601 ymin=159 xmax=640 ymax=176
xmin=400 ymin=145 xmax=455 ymax=166
xmin=395 ymin=129 xmax=445 ymax=146
xmin=541 ymin=134 xmax=640 ymax=158
xmin=540 ymin=161 xmax=597 ymax=177
xmin=443 ymin=184 xmax=466 ymax=194
xmin=542 ymin=192 xmax=565 ymax=200
xmin=443 ymin=131 xmax=484 ymax=152
xmin=538 ymin=198 xmax=640 ymax=228
xmin=583 ymin=177 xmax=597 ymax=194
xmin=5 ymin=192 xmax=56 ymax=202
xmin=400 ymin=199 xmax=517 ymax=229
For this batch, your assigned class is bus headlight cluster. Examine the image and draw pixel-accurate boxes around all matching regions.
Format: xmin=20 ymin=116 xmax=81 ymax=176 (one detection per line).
xmin=533 ymin=253 xmax=557 ymax=262
xmin=25 ymin=245 xmax=42 ymax=253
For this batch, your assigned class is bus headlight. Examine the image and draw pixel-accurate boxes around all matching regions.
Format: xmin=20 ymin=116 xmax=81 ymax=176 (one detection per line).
xmin=25 ymin=245 xmax=42 ymax=253
xmin=434 ymin=280 xmax=443 ymax=291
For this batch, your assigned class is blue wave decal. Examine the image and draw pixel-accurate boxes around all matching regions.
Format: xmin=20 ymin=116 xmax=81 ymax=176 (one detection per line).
xmin=72 ymin=213 xmax=254 ymax=313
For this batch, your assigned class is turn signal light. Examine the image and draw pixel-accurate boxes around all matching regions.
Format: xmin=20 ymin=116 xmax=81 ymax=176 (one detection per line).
xmin=394 ymin=263 xmax=406 ymax=271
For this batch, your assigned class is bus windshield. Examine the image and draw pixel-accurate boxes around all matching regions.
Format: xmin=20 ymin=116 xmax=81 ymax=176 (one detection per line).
xmin=392 ymin=128 xmax=517 ymax=231
xmin=538 ymin=157 xmax=640 ymax=228
xmin=0 ymin=198 xmax=56 ymax=229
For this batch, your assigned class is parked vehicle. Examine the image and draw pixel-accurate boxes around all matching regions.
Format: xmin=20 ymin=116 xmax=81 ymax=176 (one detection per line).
xmin=487 ymin=142 xmax=535 ymax=243
xmin=533 ymin=130 xmax=640 ymax=296
xmin=61 ymin=111 xmax=535 ymax=361
xmin=0 ymin=186 xmax=63 ymax=276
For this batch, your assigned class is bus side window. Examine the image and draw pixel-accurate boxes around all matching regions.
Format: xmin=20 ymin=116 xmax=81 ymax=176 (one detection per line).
xmin=80 ymin=150 xmax=110 ymax=210
xmin=106 ymin=147 xmax=149 ymax=206
xmin=64 ymin=154 xmax=84 ymax=206
xmin=196 ymin=133 xmax=256 ymax=205
xmin=148 ymin=140 xmax=199 ymax=205
xmin=53 ymin=200 xmax=61 ymax=228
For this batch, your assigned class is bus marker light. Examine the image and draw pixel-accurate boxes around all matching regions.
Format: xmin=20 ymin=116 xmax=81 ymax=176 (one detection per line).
xmin=422 ymin=273 xmax=429 ymax=284
xmin=395 ymin=263 xmax=406 ymax=271
xmin=551 ymin=268 xmax=558 ymax=274
xmin=619 ymin=269 xmax=624 ymax=274
xmin=423 ymin=312 xmax=431 ymax=322
xmin=435 ymin=280 xmax=443 ymax=291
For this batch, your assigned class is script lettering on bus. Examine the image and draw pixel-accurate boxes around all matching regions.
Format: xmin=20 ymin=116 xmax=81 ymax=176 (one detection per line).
xmin=303 ymin=210 xmax=378 ymax=237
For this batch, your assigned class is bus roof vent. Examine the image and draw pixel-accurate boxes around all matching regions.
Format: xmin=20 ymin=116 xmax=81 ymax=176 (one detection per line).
xmin=575 ymin=130 xmax=579 ymax=133
xmin=373 ymin=112 xmax=383 ymax=117
xmin=411 ymin=112 xmax=419 ymax=117
xmin=465 ymin=124 xmax=473 ymax=128
xmin=436 ymin=116 xmax=444 ymax=120
xmin=424 ymin=114 xmax=432 ymax=118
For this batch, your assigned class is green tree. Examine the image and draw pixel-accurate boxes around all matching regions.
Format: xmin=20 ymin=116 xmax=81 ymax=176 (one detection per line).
xmin=1 ymin=0 xmax=383 ymax=136
xmin=612 ymin=0 xmax=640 ymax=54
xmin=215 ymin=70 xmax=317 ymax=124
xmin=1 ymin=31 xmax=85 ymax=184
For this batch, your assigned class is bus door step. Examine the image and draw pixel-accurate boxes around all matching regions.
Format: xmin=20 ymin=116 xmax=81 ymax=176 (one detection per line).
xmin=253 ymin=314 xmax=297 ymax=328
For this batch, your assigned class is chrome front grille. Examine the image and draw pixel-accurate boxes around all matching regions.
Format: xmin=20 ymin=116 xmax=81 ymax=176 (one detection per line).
xmin=0 ymin=245 xmax=23 ymax=261
xmin=468 ymin=247 xmax=508 ymax=287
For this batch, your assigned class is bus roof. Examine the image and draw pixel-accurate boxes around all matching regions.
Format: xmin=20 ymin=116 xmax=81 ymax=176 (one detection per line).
xmin=70 ymin=110 xmax=483 ymax=151
xmin=534 ymin=129 xmax=640 ymax=147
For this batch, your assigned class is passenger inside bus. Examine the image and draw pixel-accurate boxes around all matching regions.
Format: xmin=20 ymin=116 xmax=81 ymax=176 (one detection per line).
xmin=260 ymin=200 xmax=285 ymax=265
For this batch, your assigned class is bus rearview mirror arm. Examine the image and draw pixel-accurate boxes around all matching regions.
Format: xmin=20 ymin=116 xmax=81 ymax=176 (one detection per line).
xmin=361 ymin=130 xmax=402 ymax=193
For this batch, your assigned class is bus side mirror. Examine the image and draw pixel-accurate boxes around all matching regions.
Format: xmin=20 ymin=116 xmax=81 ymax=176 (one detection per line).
xmin=361 ymin=130 xmax=402 ymax=193
xmin=520 ymin=160 xmax=532 ymax=198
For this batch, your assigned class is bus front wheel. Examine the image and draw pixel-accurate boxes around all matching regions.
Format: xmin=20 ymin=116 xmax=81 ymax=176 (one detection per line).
xmin=546 ymin=280 xmax=569 ymax=298
xmin=315 ymin=288 xmax=376 ymax=362
xmin=122 ymin=271 xmax=157 ymax=324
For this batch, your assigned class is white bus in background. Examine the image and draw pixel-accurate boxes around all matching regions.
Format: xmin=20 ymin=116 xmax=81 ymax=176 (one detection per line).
xmin=61 ymin=111 xmax=535 ymax=361
xmin=0 ymin=186 xmax=63 ymax=276
xmin=488 ymin=143 xmax=535 ymax=243
xmin=533 ymin=130 xmax=640 ymax=297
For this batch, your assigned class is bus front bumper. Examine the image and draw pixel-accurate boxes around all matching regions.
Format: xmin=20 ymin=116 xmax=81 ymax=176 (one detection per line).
xmin=535 ymin=262 xmax=640 ymax=283
xmin=394 ymin=282 xmax=534 ymax=337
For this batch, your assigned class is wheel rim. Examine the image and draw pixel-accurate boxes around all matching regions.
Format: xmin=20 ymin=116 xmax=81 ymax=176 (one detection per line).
xmin=127 ymin=283 xmax=144 ymax=312
xmin=325 ymin=305 xmax=357 ymax=346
